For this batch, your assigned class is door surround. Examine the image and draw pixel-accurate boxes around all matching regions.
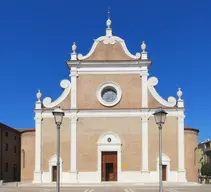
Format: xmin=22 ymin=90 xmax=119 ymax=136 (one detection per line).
xmin=97 ymin=131 xmax=122 ymax=182
xmin=156 ymin=153 xmax=170 ymax=181
xmin=49 ymin=154 xmax=63 ymax=183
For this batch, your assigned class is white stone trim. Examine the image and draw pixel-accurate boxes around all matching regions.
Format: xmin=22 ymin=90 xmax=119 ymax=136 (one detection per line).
xmin=177 ymin=110 xmax=187 ymax=182
xmin=77 ymin=67 xmax=142 ymax=75
xmin=49 ymin=154 xmax=63 ymax=183
xmin=148 ymin=77 xmax=177 ymax=107
xmin=70 ymin=67 xmax=77 ymax=109
xmin=70 ymin=116 xmax=78 ymax=182
xmin=140 ymin=66 xmax=149 ymax=108
xmin=156 ymin=153 xmax=171 ymax=181
xmin=77 ymin=36 xmax=140 ymax=60
xmin=141 ymin=115 xmax=149 ymax=172
xmin=97 ymin=131 xmax=122 ymax=182
xmin=96 ymin=82 xmax=122 ymax=107
xmin=43 ymin=79 xmax=71 ymax=108
xmin=33 ymin=104 xmax=42 ymax=183
xmin=41 ymin=110 xmax=181 ymax=118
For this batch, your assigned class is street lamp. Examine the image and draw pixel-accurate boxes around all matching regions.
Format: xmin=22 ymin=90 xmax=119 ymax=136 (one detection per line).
xmin=52 ymin=107 xmax=65 ymax=192
xmin=153 ymin=107 xmax=168 ymax=192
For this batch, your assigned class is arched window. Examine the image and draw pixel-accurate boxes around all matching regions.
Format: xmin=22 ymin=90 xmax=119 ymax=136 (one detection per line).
xmin=22 ymin=149 xmax=25 ymax=168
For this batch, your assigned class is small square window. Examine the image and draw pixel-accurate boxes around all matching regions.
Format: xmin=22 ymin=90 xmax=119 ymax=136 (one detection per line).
xmin=5 ymin=132 xmax=8 ymax=137
xmin=5 ymin=163 xmax=8 ymax=172
xmin=5 ymin=143 xmax=8 ymax=151
xmin=14 ymin=136 xmax=17 ymax=140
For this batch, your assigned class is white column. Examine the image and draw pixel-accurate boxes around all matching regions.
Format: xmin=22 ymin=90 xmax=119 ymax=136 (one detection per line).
xmin=141 ymin=115 xmax=149 ymax=172
xmin=140 ymin=66 xmax=149 ymax=108
xmin=33 ymin=101 xmax=42 ymax=183
xmin=177 ymin=110 xmax=187 ymax=182
xmin=70 ymin=67 xmax=77 ymax=109
xmin=69 ymin=67 xmax=78 ymax=182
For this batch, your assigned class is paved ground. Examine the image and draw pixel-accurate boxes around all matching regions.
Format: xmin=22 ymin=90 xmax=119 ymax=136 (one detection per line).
xmin=0 ymin=185 xmax=211 ymax=192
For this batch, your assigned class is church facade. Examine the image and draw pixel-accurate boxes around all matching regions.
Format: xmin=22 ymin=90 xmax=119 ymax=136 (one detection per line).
xmin=21 ymin=18 xmax=199 ymax=183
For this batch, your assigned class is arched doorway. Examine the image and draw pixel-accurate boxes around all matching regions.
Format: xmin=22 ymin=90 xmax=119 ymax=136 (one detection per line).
xmin=97 ymin=131 xmax=122 ymax=182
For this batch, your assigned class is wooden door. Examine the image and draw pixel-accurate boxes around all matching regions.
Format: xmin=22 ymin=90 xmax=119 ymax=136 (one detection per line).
xmin=101 ymin=152 xmax=117 ymax=181
xmin=52 ymin=166 xmax=57 ymax=182
xmin=162 ymin=165 xmax=167 ymax=181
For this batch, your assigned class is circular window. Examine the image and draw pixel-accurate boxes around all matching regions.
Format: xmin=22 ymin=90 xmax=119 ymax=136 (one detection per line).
xmin=101 ymin=87 xmax=117 ymax=103
xmin=97 ymin=82 xmax=122 ymax=107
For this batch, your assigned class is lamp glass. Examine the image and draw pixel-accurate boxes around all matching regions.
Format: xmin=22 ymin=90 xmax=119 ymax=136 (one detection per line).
xmin=52 ymin=108 xmax=65 ymax=125
xmin=153 ymin=107 xmax=168 ymax=125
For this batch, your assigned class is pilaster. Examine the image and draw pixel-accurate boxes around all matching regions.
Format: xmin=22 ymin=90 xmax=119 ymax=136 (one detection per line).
xmin=33 ymin=101 xmax=42 ymax=183
xmin=177 ymin=110 xmax=187 ymax=182
xmin=69 ymin=116 xmax=78 ymax=182
xmin=70 ymin=67 xmax=78 ymax=109
xmin=140 ymin=66 xmax=149 ymax=108
xmin=141 ymin=113 xmax=149 ymax=173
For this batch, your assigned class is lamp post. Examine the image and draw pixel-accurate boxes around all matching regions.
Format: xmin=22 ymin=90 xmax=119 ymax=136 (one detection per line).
xmin=153 ymin=107 xmax=168 ymax=192
xmin=52 ymin=107 xmax=65 ymax=192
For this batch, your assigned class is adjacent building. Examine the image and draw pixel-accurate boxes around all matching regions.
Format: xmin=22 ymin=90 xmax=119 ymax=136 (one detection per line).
xmin=0 ymin=123 xmax=21 ymax=182
xmin=198 ymin=139 xmax=211 ymax=173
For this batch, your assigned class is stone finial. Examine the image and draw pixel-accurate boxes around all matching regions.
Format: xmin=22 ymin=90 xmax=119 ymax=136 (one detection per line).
xmin=141 ymin=41 xmax=146 ymax=53
xmin=72 ymin=42 xmax=77 ymax=54
xmin=177 ymin=88 xmax=183 ymax=100
xmin=106 ymin=18 xmax=112 ymax=29
xmin=36 ymin=89 xmax=42 ymax=102
xmin=106 ymin=7 xmax=111 ymax=29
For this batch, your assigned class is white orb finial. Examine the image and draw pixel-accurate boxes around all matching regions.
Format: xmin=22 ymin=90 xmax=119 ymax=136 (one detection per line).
xmin=36 ymin=89 xmax=42 ymax=102
xmin=72 ymin=42 xmax=77 ymax=54
xmin=106 ymin=18 xmax=112 ymax=29
xmin=141 ymin=41 xmax=146 ymax=52
xmin=177 ymin=88 xmax=183 ymax=100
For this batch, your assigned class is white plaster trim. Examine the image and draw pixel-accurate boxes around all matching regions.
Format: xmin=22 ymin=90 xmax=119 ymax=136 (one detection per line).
xmin=77 ymin=36 xmax=141 ymax=60
xmin=141 ymin=116 xmax=149 ymax=172
xmin=33 ymin=112 xmax=42 ymax=183
xmin=178 ymin=110 xmax=186 ymax=173
xmin=141 ymin=66 xmax=149 ymax=108
xmin=41 ymin=110 xmax=181 ymax=118
xmin=148 ymin=77 xmax=177 ymax=107
xmin=43 ymin=79 xmax=71 ymax=108
xmin=156 ymin=153 xmax=171 ymax=181
xmin=49 ymin=154 xmax=63 ymax=183
xmin=77 ymin=67 xmax=142 ymax=75
xmin=96 ymin=82 xmax=122 ymax=107
xmin=97 ymin=131 xmax=122 ymax=182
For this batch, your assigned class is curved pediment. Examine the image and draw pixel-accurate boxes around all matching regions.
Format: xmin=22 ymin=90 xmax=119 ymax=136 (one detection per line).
xmin=77 ymin=35 xmax=141 ymax=61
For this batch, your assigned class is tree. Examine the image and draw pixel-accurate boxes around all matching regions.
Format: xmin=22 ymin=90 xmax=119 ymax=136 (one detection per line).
xmin=201 ymin=163 xmax=211 ymax=176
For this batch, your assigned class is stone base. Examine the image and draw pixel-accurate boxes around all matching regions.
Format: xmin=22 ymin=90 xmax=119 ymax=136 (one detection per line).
xmin=177 ymin=170 xmax=187 ymax=182
xmin=69 ymin=172 xmax=78 ymax=183
xmin=33 ymin=171 xmax=42 ymax=183
xmin=140 ymin=171 xmax=150 ymax=182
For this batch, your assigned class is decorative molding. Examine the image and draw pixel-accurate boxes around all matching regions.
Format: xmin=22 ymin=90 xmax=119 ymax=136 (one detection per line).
xmin=97 ymin=131 xmax=122 ymax=182
xmin=41 ymin=110 xmax=180 ymax=118
xmin=77 ymin=36 xmax=141 ymax=60
xmin=148 ymin=77 xmax=177 ymax=107
xmin=70 ymin=116 xmax=78 ymax=123
xmin=96 ymin=82 xmax=122 ymax=107
xmin=43 ymin=79 xmax=71 ymax=108
xmin=77 ymin=67 xmax=142 ymax=75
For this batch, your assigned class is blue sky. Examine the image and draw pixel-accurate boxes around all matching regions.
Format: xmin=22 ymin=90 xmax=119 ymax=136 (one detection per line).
xmin=0 ymin=0 xmax=210 ymax=142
